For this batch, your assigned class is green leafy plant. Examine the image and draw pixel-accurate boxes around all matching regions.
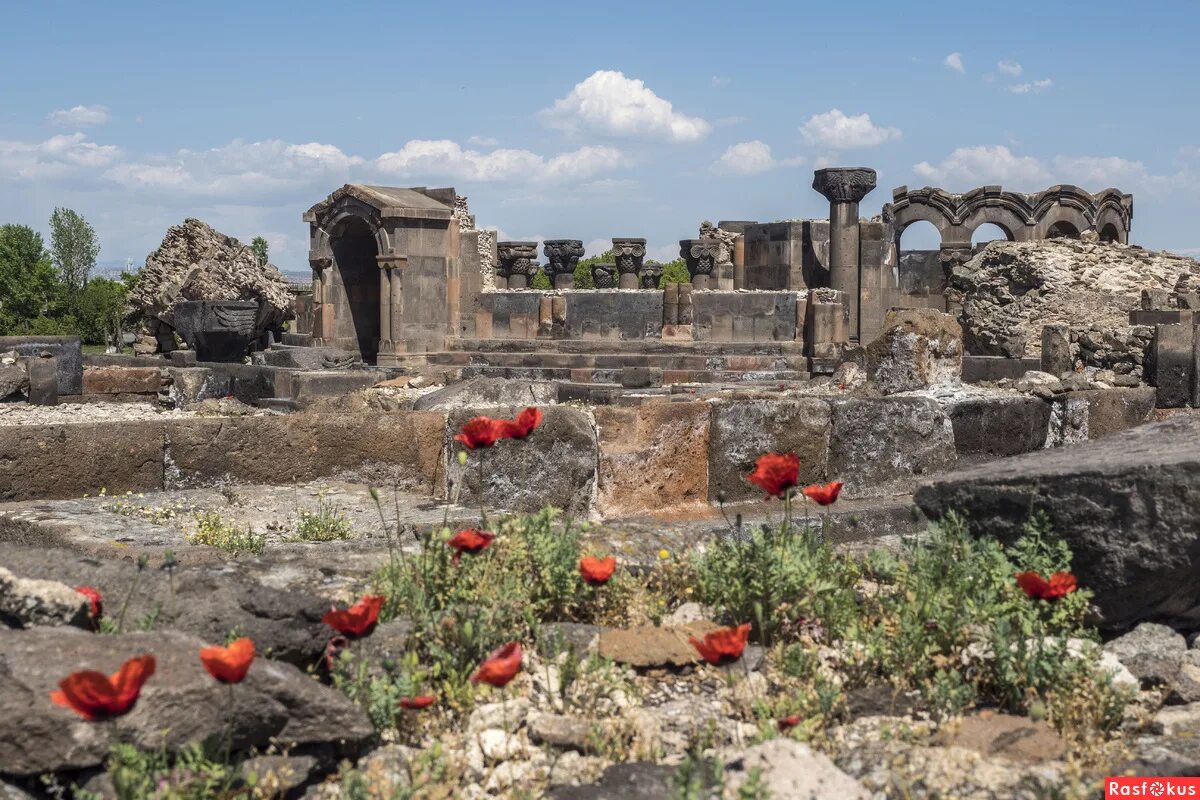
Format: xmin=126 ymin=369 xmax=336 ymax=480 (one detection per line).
xmin=187 ymin=511 xmax=265 ymax=555
xmin=295 ymin=495 xmax=353 ymax=541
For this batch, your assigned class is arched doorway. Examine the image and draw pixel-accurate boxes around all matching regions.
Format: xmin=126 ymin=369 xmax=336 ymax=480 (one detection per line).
xmin=897 ymin=220 xmax=942 ymax=295
xmin=971 ymin=222 xmax=1011 ymax=249
xmin=330 ymin=216 xmax=380 ymax=358
xmin=1046 ymin=220 xmax=1081 ymax=240
xmin=1099 ymin=223 xmax=1121 ymax=243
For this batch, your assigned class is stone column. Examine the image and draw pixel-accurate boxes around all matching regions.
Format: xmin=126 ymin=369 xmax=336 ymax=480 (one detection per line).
xmin=733 ymin=234 xmax=746 ymax=290
xmin=639 ymin=262 xmax=663 ymax=290
xmin=680 ymin=239 xmax=718 ymax=290
xmin=812 ymin=167 xmax=877 ymax=341
xmin=612 ymin=237 xmax=647 ymax=289
xmin=497 ymin=241 xmax=538 ymax=290
xmin=388 ymin=261 xmax=404 ymax=351
xmin=310 ymin=256 xmax=333 ymax=344
xmin=544 ymin=240 xmax=584 ymax=290
xmin=378 ymin=263 xmax=392 ymax=346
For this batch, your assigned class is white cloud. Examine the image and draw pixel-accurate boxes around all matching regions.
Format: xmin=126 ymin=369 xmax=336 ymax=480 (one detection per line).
xmin=0 ymin=132 xmax=121 ymax=180
xmin=1009 ymin=78 xmax=1053 ymax=94
xmin=914 ymin=145 xmax=1049 ymax=186
xmin=47 ymin=104 xmax=112 ymax=127
xmin=376 ymin=140 xmax=626 ymax=183
xmin=712 ymin=140 xmax=804 ymax=175
xmin=997 ymin=60 xmax=1023 ymax=77
xmin=800 ymin=109 xmax=901 ymax=149
xmin=467 ymin=135 xmax=499 ymax=147
xmin=912 ymin=146 xmax=1175 ymax=193
xmin=711 ymin=75 xmax=731 ymax=89
xmin=539 ymin=70 xmax=711 ymax=142
xmin=944 ymin=52 xmax=965 ymax=73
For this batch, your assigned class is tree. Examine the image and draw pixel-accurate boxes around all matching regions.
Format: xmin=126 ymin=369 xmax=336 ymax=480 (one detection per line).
xmin=573 ymin=248 xmax=614 ymax=290
xmin=250 ymin=236 xmax=269 ymax=266
xmin=0 ymin=224 xmax=63 ymax=334
xmin=49 ymin=207 xmax=100 ymax=296
xmin=658 ymin=258 xmax=690 ymax=288
xmin=74 ymin=277 xmax=128 ymax=346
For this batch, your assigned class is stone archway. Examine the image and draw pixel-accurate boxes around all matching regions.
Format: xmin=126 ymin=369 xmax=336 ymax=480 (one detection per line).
xmin=329 ymin=215 xmax=381 ymax=358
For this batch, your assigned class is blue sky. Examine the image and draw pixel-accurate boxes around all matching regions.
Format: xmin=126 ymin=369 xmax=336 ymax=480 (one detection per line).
xmin=2 ymin=0 xmax=1197 ymax=276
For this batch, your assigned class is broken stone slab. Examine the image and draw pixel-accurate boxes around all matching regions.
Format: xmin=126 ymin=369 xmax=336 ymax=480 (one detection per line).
xmin=1104 ymin=622 xmax=1188 ymax=687
xmin=0 ymin=363 xmax=28 ymax=400
xmin=546 ymin=762 xmax=677 ymax=800
xmin=0 ymin=567 xmax=90 ymax=630
xmin=828 ymin=397 xmax=956 ymax=498
xmin=1064 ymin=387 xmax=1156 ymax=439
xmin=596 ymin=621 xmax=718 ymax=668
xmin=1150 ymin=703 xmax=1200 ymax=736
xmin=722 ymin=738 xmax=870 ymax=800
xmin=1151 ymin=323 xmax=1196 ymax=408
xmin=941 ymin=713 xmax=1066 ymax=765
xmin=413 ymin=376 xmax=557 ymax=412
xmin=1040 ymin=324 xmax=1073 ymax=375
xmin=942 ymin=394 xmax=1050 ymax=458
xmin=0 ymin=336 xmax=82 ymax=396
xmin=863 ymin=308 xmax=963 ymax=395
xmin=0 ymin=628 xmax=373 ymax=776
xmin=915 ymin=414 xmax=1200 ymax=631
xmin=82 ymin=366 xmax=162 ymax=395
xmin=445 ymin=405 xmax=596 ymax=517
xmin=707 ymin=396 xmax=831 ymax=503
xmin=23 ymin=357 xmax=58 ymax=406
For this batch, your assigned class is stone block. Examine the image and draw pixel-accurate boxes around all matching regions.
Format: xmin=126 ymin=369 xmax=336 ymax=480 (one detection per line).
xmin=0 ymin=336 xmax=82 ymax=396
xmin=708 ymin=397 xmax=832 ymax=502
xmin=0 ymin=421 xmax=166 ymax=501
xmin=1151 ymin=323 xmax=1196 ymax=408
xmin=864 ymin=308 xmax=963 ymax=394
xmin=828 ymin=397 xmax=956 ymax=497
xmin=164 ymin=367 xmax=220 ymax=408
xmin=0 ymin=363 xmax=28 ymax=399
xmin=944 ymin=395 xmax=1050 ymax=457
xmin=594 ymin=401 xmax=710 ymax=517
xmin=619 ymin=366 xmax=663 ymax=389
xmin=414 ymin=377 xmax=558 ymax=411
xmin=1065 ymin=387 xmax=1156 ymax=438
xmin=915 ymin=414 xmax=1200 ymax=631
xmin=1131 ymin=309 xmax=1195 ymax=327
xmin=165 ymin=412 xmax=445 ymax=492
xmin=1041 ymin=324 xmax=1073 ymax=375
xmin=23 ymin=358 xmax=58 ymax=406
xmin=1194 ymin=325 xmax=1200 ymax=408
xmin=83 ymin=366 xmax=162 ymax=395
xmin=445 ymin=406 xmax=597 ymax=516
xmin=677 ymin=284 xmax=694 ymax=325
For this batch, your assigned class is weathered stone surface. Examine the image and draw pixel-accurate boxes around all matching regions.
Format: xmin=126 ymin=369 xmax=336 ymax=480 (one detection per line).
xmin=0 ymin=337 xmax=82 ymax=396
xmin=24 ymin=357 xmax=57 ymax=406
xmin=165 ymin=412 xmax=445 ymax=492
xmin=829 ymin=398 xmax=956 ymax=497
xmin=412 ymin=376 xmax=557 ymax=412
xmin=708 ymin=397 xmax=831 ymax=502
xmin=1117 ymin=735 xmax=1200 ymax=777
xmin=0 ymin=420 xmax=166 ymax=502
xmin=1040 ymin=324 xmax=1073 ymax=375
xmin=864 ymin=308 xmax=963 ymax=394
xmin=0 ymin=628 xmax=372 ymax=776
xmin=942 ymin=713 xmax=1066 ymax=765
xmin=129 ymin=219 xmax=293 ymax=347
xmin=948 ymin=239 xmax=1200 ymax=357
xmin=83 ymin=366 xmax=162 ymax=395
xmin=595 ymin=401 xmax=709 ymax=517
xmin=1151 ymin=703 xmax=1200 ymax=736
xmin=724 ymin=739 xmax=869 ymax=800
xmin=1067 ymin=387 xmax=1156 ymax=439
xmin=528 ymin=712 xmax=595 ymax=751
xmin=0 ymin=567 xmax=89 ymax=629
xmin=916 ymin=414 xmax=1200 ymax=631
xmin=445 ymin=406 xmax=596 ymax=516
xmin=0 ymin=364 xmax=27 ymax=399
xmin=547 ymin=762 xmax=676 ymax=800
xmin=597 ymin=622 xmax=718 ymax=668
xmin=1152 ymin=323 xmax=1196 ymax=408
xmin=943 ymin=394 xmax=1050 ymax=457
xmin=164 ymin=367 xmax=221 ymax=408
xmin=1104 ymin=623 xmax=1188 ymax=687
xmin=0 ymin=544 xmax=335 ymax=667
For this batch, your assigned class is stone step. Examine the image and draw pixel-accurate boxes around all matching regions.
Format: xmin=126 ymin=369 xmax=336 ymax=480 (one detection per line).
xmin=427 ymin=350 xmax=809 ymax=372
xmin=445 ymin=337 xmax=807 ymax=356
xmin=456 ymin=364 xmax=811 ymax=384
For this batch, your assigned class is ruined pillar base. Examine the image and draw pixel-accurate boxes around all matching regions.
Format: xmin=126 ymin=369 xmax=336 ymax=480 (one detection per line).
xmin=508 ymin=275 xmax=528 ymax=290
xmin=554 ymin=274 xmax=575 ymax=291
xmin=691 ymin=275 xmax=709 ymax=291
xmin=618 ymin=273 xmax=639 ymax=290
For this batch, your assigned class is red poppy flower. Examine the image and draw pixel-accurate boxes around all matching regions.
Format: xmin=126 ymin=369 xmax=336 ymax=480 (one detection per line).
xmin=448 ymin=529 xmax=495 ymax=565
xmin=778 ymin=714 xmax=802 ymax=731
xmin=199 ymin=637 xmax=255 ymax=684
xmin=579 ymin=555 xmax=617 ymax=586
xmin=471 ymin=641 xmax=523 ymax=688
xmin=802 ymin=481 xmax=844 ymax=506
xmin=455 ymin=417 xmax=507 ymax=450
xmin=322 ymin=594 xmax=385 ymax=638
xmin=50 ymin=654 xmax=156 ymax=721
xmin=1015 ymin=571 xmax=1077 ymax=600
xmin=689 ymin=623 xmax=752 ymax=665
xmin=75 ymin=586 xmax=102 ymax=621
xmin=399 ymin=695 xmax=436 ymax=710
xmin=500 ymin=407 xmax=543 ymax=440
xmin=747 ymin=453 xmax=800 ymax=498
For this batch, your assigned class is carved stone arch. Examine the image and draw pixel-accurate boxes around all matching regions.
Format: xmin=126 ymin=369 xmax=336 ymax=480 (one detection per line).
xmin=961 ymin=206 xmax=1031 ymax=242
xmin=1035 ymin=204 xmax=1091 ymax=240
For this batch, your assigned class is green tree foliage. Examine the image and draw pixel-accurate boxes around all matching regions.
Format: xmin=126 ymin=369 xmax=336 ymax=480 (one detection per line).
xmin=658 ymin=257 xmax=690 ymax=288
xmin=74 ymin=277 xmax=129 ymax=346
xmin=49 ymin=207 xmax=100 ymax=295
xmin=530 ymin=268 xmax=552 ymax=290
xmin=250 ymin=236 xmax=269 ymax=266
xmin=0 ymin=224 xmax=63 ymax=334
xmin=573 ymin=248 xmax=613 ymax=290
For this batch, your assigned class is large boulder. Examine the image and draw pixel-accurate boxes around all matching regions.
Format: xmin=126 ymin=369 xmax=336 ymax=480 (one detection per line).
xmin=723 ymin=739 xmax=870 ymax=799
xmin=129 ymin=219 xmax=294 ymax=350
xmin=829 ymin=397 xmax=957 ymax=497
xmin=915 ymin=414 xmax=1200 ymax=631
xmin=949 ymin=239 xmax=1200 ymax=357
xmin=0 ymin=628 xmax=373 ymax=777
xmin=0 ymin=567 xmax=89 ymax=629
xmin=864 ymin=308 xmax=963 ymax=394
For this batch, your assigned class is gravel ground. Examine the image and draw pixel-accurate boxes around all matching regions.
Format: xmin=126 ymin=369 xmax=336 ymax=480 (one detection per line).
xmin=0 ymin=401 xmax=198 ymax=426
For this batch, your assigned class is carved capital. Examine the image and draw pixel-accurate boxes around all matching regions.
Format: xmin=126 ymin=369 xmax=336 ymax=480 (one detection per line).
xmin=376 ymin=254 xmax=408 ymax=270
xmin=543 ymin=239 xmax=585 ymax=278
xmin=611 ymin=237 xmax=647 ymax=276
xmin=639 ymin=262 xmax=663 ymax=289
xmin=812 ymin=167 xmax=878 ymax=204
xmin=592 ymin=262 xmax=616 ymax=288
xmin=680 ymin=239 xmax=718 ymax=276
xmin=497 ymin=241 xmax=539 ymax=279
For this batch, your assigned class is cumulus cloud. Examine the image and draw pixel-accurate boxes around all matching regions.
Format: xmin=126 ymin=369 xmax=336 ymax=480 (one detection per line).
xmin=913 ymin=145 xmax=1173 ymax=193
xmin=997 ymin=60 xmax=1023 ymax=77
xmin=0 ymin=132 xmax=121 ymax=180
xmin=1008 ymin=78 xmax=1054 ymax=94
xmin=944 ymin=52 xmax=965 ymax=73
xmin=539 ymin=70 xmax=711 ymax=142
xmin=467 ymin=135 xmax=499 ymax=147
xmin=376 ymin=140 xmax=626 ymax=183
xmin=800 ymin=109 xmax=901 ymax=149
xmin=47 ymin=104 xmax=112 ymax=127
xmin=712 ymin=140 xmax=804 ymax=175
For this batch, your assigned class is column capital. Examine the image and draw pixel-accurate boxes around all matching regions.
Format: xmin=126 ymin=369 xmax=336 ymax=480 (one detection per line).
xmin=812 ymin=167 xmax=877 ymax=204
xmin=376 ymin=254 xmax=408 ymax=269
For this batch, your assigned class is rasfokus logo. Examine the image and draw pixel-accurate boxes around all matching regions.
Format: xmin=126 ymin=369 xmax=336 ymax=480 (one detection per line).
xmin=1106 ymin=777 xmax=1200 ymax=797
